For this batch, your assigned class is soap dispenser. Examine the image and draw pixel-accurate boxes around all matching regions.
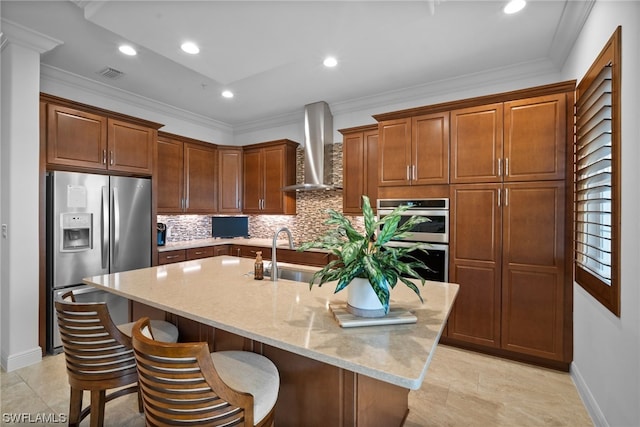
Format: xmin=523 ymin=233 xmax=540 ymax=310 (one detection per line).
xmin=254 ymin=251 xmax=264 ymax=280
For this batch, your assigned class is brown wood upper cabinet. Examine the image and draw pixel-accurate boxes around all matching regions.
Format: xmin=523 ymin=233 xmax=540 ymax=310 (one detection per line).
xmin=340 ymin=125 xmax=378 ymax=214
xmin=242 ymin=139 xmax=298 ymax=215
xmin=157 ymin=132 xmax=218 ymax=214
xmin=217 ymin=146 xmax=243 ymax=214
xmin=46 ymin=103 xmax=155 ymax=174
xmin=451 ymin=93 xmax=566 ymax=184
xmin=378 ymin=112 xmax=449 ymax=187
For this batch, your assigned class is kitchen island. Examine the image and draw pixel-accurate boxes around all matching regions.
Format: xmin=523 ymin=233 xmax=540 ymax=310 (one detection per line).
xmin=83 ymin=256 xmax=458 ymax=427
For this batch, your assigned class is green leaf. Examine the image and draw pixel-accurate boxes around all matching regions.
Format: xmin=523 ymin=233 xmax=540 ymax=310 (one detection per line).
xmin=362 ymin=195 xmax=377 ymax=239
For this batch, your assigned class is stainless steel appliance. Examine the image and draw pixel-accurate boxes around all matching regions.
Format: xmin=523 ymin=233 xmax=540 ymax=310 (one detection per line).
xmin=377 ymin=198 xmax=449 ymax=282
xmin=46 ymin=171 xmax=151 ymax=353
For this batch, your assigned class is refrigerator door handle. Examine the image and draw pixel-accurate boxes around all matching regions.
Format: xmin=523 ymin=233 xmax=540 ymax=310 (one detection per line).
xmin=113 ymin=186 xmax=120 ymax=268
xmin=101 ymin=186 xmax=109 ymax=269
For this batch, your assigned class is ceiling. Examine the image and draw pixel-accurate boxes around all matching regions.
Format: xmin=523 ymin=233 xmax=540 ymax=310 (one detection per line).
xmin=1 ymin=1 xmax=593 ymax=127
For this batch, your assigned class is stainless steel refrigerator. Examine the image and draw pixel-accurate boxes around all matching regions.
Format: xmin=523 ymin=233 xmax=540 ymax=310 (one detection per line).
xmin=46 ymin=171 xmax=151 ymax=353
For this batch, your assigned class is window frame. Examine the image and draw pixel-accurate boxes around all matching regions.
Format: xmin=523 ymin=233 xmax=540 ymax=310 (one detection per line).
xmin=574 ymin=26 xmax=621 ymax=316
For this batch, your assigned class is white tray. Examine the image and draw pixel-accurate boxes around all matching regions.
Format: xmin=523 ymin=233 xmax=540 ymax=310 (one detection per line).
xmin=329 ymin=304 xmax=417 ymax=328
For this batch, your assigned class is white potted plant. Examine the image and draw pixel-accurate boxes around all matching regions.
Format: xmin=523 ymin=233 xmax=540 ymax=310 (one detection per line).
xmin=298 ymin=195 xmax=432 ymax=317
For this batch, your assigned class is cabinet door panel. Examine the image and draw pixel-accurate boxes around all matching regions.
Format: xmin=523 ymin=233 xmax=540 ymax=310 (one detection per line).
xmin=412 ymin=112 xmax=449 ymax=185
xmin=449 ymin=184 xmax=502 ymax=347
xmin=378 ymin=119 xmax=411 ymax=186
xmin=184 ymin=143 xmax=217 ymax=213
xmin=451 ymin=104 xmax=503 ymax=183
xmin=501 ymin=181 xmax=565 ymax=359
xmin=47 ymin=104 xmax=107 ymax=169
xmin=448 ymin=264 xmax=501 ymax=346
xmin=157 ymin=137 xmax=184 ymax=213
xmin=343 ymin=133 xmax=365 ymax=213
xmin=364 ymin=131 xmax=379 ymax=206
xmin=107 ymin=119 xmax=154 ymax=174
xmin=218 ymin=148 xmax=243 ymax=213
xmin=262 ymin=145 xmax=286 ymax=213
xmin=242 ymin=149 xmax=263 ymax=212
xmin=502 ymin=269 xmax=562 ymax=358
xmin=504 ymin=94 xmax=566 ymax=182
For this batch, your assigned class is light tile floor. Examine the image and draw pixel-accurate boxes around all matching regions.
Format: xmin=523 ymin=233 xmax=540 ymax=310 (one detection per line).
xmin=1 ymin=345 xmax=593 ymax=426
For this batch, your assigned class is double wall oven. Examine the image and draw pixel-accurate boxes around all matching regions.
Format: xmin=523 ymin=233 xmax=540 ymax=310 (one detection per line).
xmin=377 ymin=198 xmax=449 ymax=282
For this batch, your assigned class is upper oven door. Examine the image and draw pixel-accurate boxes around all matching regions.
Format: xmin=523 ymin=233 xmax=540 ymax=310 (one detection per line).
xmin=378 ymin=209 xmax=449 ymax=243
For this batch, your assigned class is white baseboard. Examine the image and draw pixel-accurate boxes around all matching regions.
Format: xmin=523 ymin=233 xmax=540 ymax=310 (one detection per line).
xmin=1 ymin=347 xmax=42 ymax=372
xmin=571 ymin=361 xmax=609 ymax=427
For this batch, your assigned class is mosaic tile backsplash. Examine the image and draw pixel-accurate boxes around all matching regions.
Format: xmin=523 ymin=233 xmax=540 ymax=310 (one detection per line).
xmin=158 ymin=142 xmax=366 ymax=245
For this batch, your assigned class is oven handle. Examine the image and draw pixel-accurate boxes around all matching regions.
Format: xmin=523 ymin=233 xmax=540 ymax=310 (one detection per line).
xmin=384 ymin=241 xmax=448 ymax=251
xmin=378 ymin=209 xmax=446 ymax=217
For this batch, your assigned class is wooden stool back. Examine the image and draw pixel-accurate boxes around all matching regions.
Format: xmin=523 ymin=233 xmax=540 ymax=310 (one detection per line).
xmin=131 ymin=317 xmax=257 ymax=426
xmin=55 ymin=291 xmax=140 ymax=426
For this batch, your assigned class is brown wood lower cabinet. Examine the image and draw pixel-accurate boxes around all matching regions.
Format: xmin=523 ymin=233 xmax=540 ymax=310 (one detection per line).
xmin=230 ymin=244 xmax=330 ymax=267
xmin=186 ymin=246 xmax=215 ymax=260
xmin=446 ymin=181 xmax=569 ymax=366
xmin=262 ymin=345 xmax=408 ymax=427
xmin=158 ymin=249 xmax=186 ymax=265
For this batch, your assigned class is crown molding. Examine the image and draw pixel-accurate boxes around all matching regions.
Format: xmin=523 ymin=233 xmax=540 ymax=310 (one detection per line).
xmin=549 ymin=0 xmax=596 ymax=68
xmin=38 ymin=52 xmax=561 ymax=139
xmin=40 ymin=64 xmax=233 ymax=134
xmin=1 ymin=18 xmax=62 ymax=54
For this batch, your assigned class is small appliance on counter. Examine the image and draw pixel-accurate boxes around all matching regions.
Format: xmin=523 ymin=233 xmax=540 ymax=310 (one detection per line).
xmin=157 ymin=223 xmax=167 ymax=246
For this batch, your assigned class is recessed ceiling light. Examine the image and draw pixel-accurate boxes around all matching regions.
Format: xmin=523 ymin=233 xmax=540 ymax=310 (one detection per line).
xmin=118 ymin=44 xmax=137 ymax=56
xmin=221 ymin=90 xmax=234 ymax=99
xmin=504 ymin=0 xmax=526 ymax=14
xmin=181 ymin=42 xmax=200 ymax=54
xmin=323 ymin=57 xmax=338 ymax=68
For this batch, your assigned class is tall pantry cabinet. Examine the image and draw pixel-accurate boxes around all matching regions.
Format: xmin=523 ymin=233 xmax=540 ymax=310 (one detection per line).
xmin=447 ymin=91 xmax=571 ymax=364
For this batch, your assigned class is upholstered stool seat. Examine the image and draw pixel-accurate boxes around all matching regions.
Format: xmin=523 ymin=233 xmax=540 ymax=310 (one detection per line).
xmin=210 ymin=351 xmax=280 ymax=423
xmin=117 ymin=319 xmax=179 ymax=343
xmin=131 ymin=317 xmax=280 ymax=427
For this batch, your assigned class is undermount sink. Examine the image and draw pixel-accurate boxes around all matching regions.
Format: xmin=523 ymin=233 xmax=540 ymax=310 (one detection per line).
xmin=265 ymin=266 xmax=319 ymax=284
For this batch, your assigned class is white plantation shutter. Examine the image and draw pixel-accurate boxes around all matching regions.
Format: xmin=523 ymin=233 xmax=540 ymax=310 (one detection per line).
xmin=574 ymin=27 xmax=620 ymax=316
xmin=575 ymin=64 xmax=612 ymax=284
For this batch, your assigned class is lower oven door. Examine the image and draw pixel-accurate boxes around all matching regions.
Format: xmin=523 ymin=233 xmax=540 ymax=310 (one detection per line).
xmin=385 ymin=241 xmax=448 ymax=282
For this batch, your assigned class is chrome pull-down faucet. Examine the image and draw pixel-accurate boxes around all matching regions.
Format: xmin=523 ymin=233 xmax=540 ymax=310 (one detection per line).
xmin=271 ymin=227 xmax=294 ymax=281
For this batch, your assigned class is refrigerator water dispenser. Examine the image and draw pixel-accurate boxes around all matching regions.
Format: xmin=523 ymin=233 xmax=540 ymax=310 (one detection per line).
xmin=60 ymin=212 xmax=92 ymax=251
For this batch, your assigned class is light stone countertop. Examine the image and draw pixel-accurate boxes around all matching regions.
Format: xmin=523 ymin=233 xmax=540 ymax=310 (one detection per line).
xmin=83 ymin=256 xmax=458 ymax=390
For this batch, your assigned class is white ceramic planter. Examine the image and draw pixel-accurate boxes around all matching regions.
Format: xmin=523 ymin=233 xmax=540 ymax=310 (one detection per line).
xmin=346 ymin=278 xmax=388 ymax=317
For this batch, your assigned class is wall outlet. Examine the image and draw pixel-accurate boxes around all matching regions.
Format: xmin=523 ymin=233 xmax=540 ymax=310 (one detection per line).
xmin=1 ymin=224 xmax=7 ymax=239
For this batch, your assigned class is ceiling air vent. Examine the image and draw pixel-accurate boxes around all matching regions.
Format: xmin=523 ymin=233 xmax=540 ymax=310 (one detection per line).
xmin=96 ymin=66 xmax=124 ymax=79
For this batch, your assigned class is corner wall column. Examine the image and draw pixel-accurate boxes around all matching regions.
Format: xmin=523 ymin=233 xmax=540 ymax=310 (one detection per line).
xmin=0 ymin=19 xmax=61 ymax=371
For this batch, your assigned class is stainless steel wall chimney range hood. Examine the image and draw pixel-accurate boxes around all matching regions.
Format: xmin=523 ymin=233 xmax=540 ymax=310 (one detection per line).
xmin=282 ymin=101 xmax=341 ymax=191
